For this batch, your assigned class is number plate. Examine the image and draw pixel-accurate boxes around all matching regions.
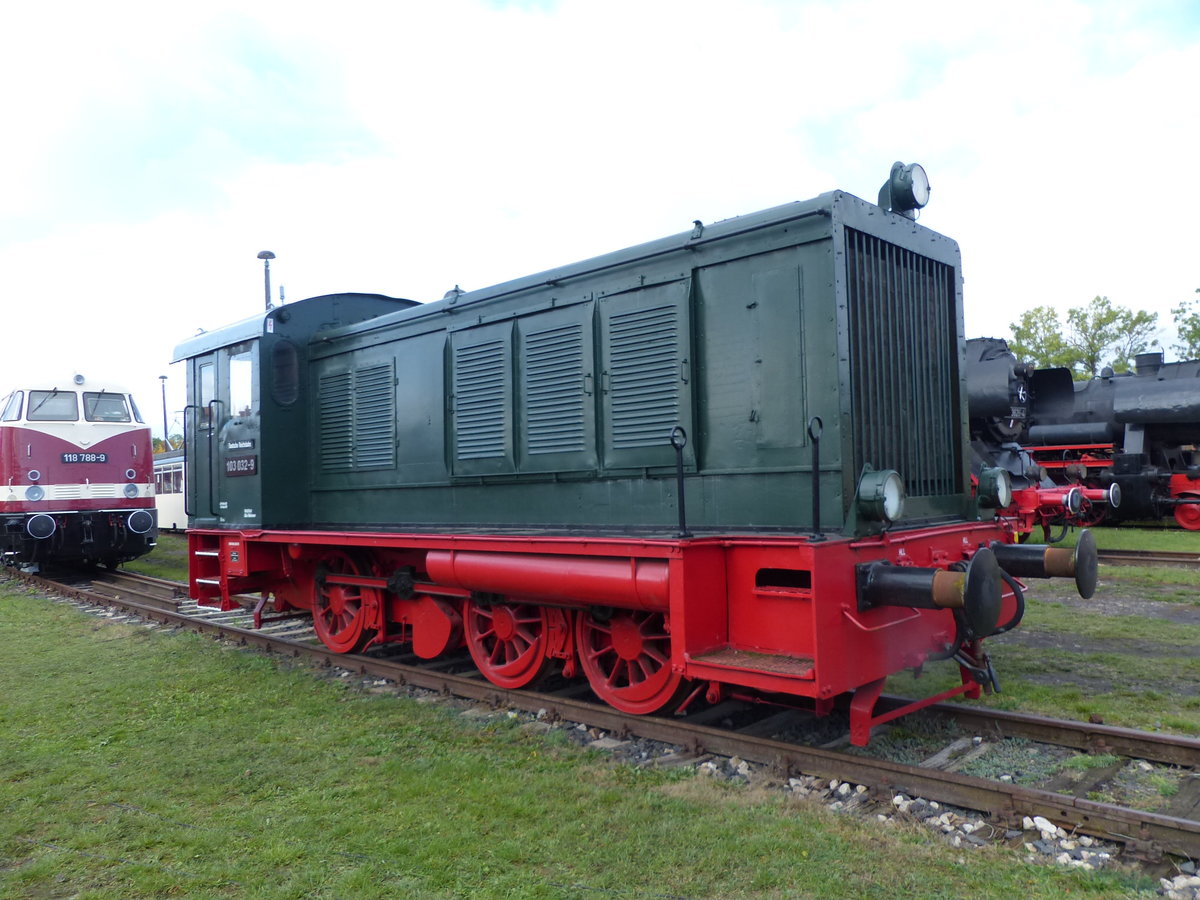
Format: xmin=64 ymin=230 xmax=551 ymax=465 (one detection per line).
xmin=61 ymin=452 xmax=108 ymax=463
xmin=225 ymin=455 xmax=258 ymax=477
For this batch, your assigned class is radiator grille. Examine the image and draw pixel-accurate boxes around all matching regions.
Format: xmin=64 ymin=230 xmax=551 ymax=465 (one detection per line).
xmin=46 ymin=484 xmax=119 ymax=499
xmin=845 ymin=229 xmax=961 ymax=498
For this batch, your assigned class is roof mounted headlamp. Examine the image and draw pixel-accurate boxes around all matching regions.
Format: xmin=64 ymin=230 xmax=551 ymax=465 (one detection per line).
xmin=878 ymin=161 xmax=930 ymax=219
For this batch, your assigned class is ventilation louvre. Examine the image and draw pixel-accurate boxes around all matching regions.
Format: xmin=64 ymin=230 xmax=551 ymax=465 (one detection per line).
xmin=524 ymin=323 xmax=586 ymax=454
xmin=454 ymin=340 xmax=508 ymax=460
xmin=608 ymin=306 xmax=680 ymax=449
xmin=318 ymin=365 xmax=395 ymax=472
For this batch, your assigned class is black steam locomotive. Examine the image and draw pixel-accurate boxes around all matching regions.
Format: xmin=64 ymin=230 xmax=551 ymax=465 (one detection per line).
xmin=967 ymin=337 xmax=1200 ymax=530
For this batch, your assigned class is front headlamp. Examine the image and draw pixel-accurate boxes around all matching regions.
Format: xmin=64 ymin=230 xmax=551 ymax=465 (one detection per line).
xmin=977 ymin=467 xmax=1013 ymax=510
xmin=857 ymin=469 xmax=906 ymax=523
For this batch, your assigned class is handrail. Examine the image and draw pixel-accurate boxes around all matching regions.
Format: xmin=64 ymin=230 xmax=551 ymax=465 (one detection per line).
xmin=207 ymin=399 xmax=224 ymax=517
xmin=182 ymin=404 xmax=198 ymax=518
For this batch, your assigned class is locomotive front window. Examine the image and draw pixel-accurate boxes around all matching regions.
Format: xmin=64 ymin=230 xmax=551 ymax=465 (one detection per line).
xmin=0 ymin=391 xmax=22 ymax=421
xmin=27 ymin=390 xmax=80 ymax=421
xmin=83 ymin=392 xmax=132 ymax=423
xmin=129 ymin=395 xmax=145 ymax=424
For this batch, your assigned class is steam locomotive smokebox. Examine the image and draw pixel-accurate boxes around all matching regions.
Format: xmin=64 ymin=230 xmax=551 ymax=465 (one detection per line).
xmin=1029 ymin=368 xmax=1075 ymax=419
xmin=965 ymin=339 xmax=1026 ymax=419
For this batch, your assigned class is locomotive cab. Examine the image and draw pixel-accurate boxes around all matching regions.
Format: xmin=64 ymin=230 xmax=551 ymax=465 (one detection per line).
xmin=176 ymin=294 xmax=418 ymax=531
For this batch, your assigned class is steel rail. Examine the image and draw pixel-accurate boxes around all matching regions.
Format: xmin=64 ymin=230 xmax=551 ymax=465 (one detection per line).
xmin=82 ymin=571 xmax=185 ymax=612
xmin=875 ymin=697 xmax=1200 ymax=768
xmin=1097 ymin=548 xmax=1200 ymax=569
xmin=8 ymin=568 xmax=1200 ymax=860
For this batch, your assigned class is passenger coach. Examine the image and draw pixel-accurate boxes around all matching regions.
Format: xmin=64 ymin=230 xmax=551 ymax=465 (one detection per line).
xmin=154 ymin=448 xmax=186 ymax=531
xmin=174 ymin=166 xmax=1096 ymax=744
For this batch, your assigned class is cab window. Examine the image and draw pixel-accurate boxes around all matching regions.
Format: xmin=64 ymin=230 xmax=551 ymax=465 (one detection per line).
xmin=83 ymin=392 xmax=132 ymax=423
xmin=229 ymin=342 xmax=257 ymax=418
xmin=0 ymin=392 xmax=22 ymax=421
xmin=199 ymin=362 xmax=215 ymax=428
xmin=27 ymin=390 xmax=80 ymax=421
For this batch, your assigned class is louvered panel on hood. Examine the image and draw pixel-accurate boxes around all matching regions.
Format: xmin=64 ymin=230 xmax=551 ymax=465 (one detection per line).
xmin=524 ymin=322 xmax=586 ymax=454
xmin=318 ymin=372 xmax=353 ymax=472
xmin=454 ymin=339 xmax=508 ymax=460
xmin=608 ymin=305 xmax=680 ymax=449
xmin=352 ymin=364 xmax=395 ymax=469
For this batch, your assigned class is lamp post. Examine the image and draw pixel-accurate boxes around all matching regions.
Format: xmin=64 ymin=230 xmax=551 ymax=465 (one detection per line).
xmin=159 ymin=375 xmax=169 ymax=451
xmin=258 ymin=250 xmax=275 ymax=311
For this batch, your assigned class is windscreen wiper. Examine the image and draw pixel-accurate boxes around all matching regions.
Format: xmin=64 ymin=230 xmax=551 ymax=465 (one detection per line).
xmin=29 ymin=388 xmax=59 ymax=416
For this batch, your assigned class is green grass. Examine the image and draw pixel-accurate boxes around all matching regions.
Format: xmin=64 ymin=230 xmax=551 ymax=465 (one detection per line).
xmin=1057 ymin=753 xmax=1121 ymax=771
xmin=888 ymin=613 xmax=1200 ymax=737
xmin=121 ymin=532 xmax=189 ymax=582
xmin=0 ymin=580 xmax=1150 ymax=899
xmin=887 ymin=524 xmax=1200 ymax=736
xmin=1056 ymin=525 xmax=1200 ymax=552
xmin=1029 ymin=596 xmax=1200 ymax=646
xmin=1094 ymin=566 xmax=1200 ymax=601
xmin=1148 ymin=774 xmax=1180 ymax=798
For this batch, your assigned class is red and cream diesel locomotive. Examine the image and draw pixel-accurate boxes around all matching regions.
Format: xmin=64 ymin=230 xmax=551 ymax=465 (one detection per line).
xmin=0 ymin=374 xmax=157 ymax=569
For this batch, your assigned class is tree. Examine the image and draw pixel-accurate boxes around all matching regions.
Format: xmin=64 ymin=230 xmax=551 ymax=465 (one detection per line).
xmin=1171 ymin=289 xmax=1200 ymax=359
xmin=1009 ymin=296 xmax=1158 ymax=380
xmin=1007 ymin=305 xmax=1073 ymax=370
xmin=152 ymin=435 xmax=184 ymax=454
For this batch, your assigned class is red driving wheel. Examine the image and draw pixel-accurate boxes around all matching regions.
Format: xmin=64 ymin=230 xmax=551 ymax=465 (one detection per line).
xmin=575 ymin=609 xmax=683 ymax=715
xmin=311 ymin=551 xmax=379 ymax=654
xmin=464 ymin=599 xmax=552 ymax=689
xmin=1175 ymin=493 xmax=1200 ymax=530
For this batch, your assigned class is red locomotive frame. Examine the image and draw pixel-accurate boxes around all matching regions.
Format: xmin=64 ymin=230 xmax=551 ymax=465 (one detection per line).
xmin=190 ymin=520 xmax=1028 ymax=746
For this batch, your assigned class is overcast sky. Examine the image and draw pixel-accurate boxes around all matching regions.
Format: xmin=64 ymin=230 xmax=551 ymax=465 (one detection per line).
xmin=3 ymin=0 xmax=1197 ymax=439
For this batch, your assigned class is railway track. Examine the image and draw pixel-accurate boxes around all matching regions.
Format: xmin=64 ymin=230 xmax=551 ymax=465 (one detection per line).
xmin=10 ymin=567 xmax=1200 ymax=862
xmin=1096 ymin=548 xmax=1200 ymax=569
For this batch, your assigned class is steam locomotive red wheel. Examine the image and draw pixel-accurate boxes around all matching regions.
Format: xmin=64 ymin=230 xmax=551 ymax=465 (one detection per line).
xmin=1175 ymin=494 xmax=1200 ymax=530
xmin=311 ymin=551 xmax=379 ymax=654
xmin=576 ymin=610 xmax=683 ymax=715
xmin=464 ymin=599 xmax=552 ymax=689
